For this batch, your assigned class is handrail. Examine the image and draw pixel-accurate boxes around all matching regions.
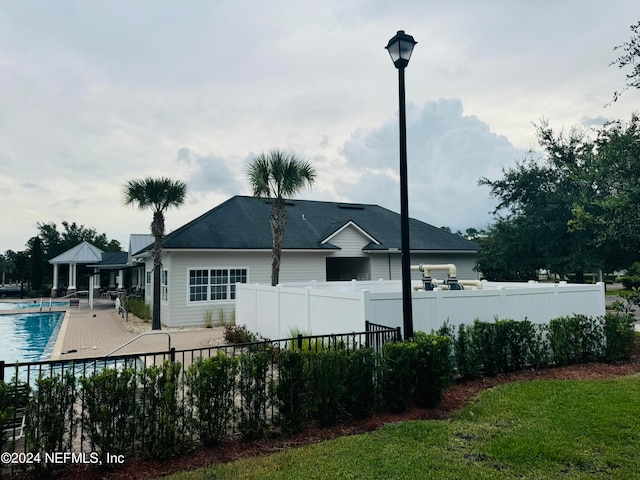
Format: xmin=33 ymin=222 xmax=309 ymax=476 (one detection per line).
xmin=58 ymin=290 xmax=90 ymax=299
xmin=105 ymin=331 xmax=172 ymax=357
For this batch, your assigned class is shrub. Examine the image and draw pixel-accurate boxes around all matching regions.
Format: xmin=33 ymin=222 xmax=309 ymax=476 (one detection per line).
xmin=185 ymin=354 xmax=237 ymax=446
xmin=471 ymin=321 xmax=498 ymax=376
xmin=80 ymin=367 xmax=138 ymax=455
xmin=626 ymin=261 xmax=640 ymax=277
xmin=413 ymin=332 xmax=453 ymax=408
xmin=343 ymin=348 xmax=377 ymax=418
xmin=224 ymin=324 xmax=258 ymax=344
xmin=307 ymin=351 xmax=348 ymax=427
xmin=274 ymin=350 xmax=308 ymax=435
xmin=620 ymin=276 xmax=640 ymax=290
xmin=122 ymin=297 xmax=151 ymax=321
xmin=238 ymin=351 xmax=272 ymax=439
xmin=380 ymin=340 xmax=416 ymax=412
xmin=603 ymin=313 xmax=636 ymax=362
xmin=203 ymin=309 xmax=214 ymax=328
xmin=26 ymin=370 xmax=78 ymax=462
xmin=453 ymin=323 xmax=482 ymax=379
xmin=138 ymin=361 xmax=187 ymax=457
xmin=286 ymin=328 xmax=328 ymax=352
xmin=548 ymin=315 xmax=604 ymax=366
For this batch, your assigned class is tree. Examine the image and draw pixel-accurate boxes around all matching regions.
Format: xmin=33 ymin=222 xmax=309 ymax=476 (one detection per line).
xmin=479 ymin=117 xmax=640 ymax=281
xmin=246 ymin=150 xmax=316 ymax=286
xmin=30 ymin=237 xmax=44 ymax=291
xmin=0 ymin=251 xmax=17 ymax=284
xmin=568 ymin=114 xmax=640 ymax=269
xmin=479 ymin=124 xmax=595 ymax=281
xmin=611 ymin=20 xmax=640 ymax=103
xmin=123 ymin=177 xmax=187 ymax=330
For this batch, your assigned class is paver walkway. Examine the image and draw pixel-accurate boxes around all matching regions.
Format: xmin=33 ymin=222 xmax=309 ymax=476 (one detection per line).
xmin=50 ymin=298 xmax=225 ymax=361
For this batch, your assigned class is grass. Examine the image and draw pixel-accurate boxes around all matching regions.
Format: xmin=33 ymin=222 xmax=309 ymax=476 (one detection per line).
xmin=163 ymin=375 xmax=640 ymax=479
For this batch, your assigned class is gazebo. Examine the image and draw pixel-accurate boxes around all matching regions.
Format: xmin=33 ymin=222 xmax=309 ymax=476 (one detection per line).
xmin=49 ymin=241 xmax=104 ymax=297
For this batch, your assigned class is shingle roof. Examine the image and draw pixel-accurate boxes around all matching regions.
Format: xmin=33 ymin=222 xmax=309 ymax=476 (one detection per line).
xmin=49 ymin=241 xmax=104 ymax=264
xmin=145 ymin=196 xmax=478 ymax=253
xmin=98 ymin=252 xmax=129 ymax=267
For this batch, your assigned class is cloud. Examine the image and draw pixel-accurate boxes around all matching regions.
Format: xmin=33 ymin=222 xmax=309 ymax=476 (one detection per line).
xmin=336 ymin=98 xmax=524 ymax=230
xmin=176 ymin=147 xmax=243 ymax=198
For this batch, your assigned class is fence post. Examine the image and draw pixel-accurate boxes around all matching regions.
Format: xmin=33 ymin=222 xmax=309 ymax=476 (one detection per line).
xmin=365 ymin=320 xmax=370 ymax=349
xmin=170 ymin=347 xmax=176 ymax=363
xmin=395 ymin=326 xmax=402 ymax=342
xmin=297 ymin=334 xmax=303 ymax=351
xmin=0 ymin=361 xmax=4 ymax=382
xmin=306 ymin=286 xmax=312 ymax=333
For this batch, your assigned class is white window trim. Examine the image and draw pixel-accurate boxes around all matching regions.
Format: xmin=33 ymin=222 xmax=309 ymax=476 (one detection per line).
xmin=186 ymin=266 xmax=249 ymax=305
xmin=161 ymin=269 xmax=169 ymax=302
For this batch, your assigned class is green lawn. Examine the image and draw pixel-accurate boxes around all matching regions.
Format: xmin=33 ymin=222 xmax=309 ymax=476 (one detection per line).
xmin=163 ymin=375 xmax=640 ymax=480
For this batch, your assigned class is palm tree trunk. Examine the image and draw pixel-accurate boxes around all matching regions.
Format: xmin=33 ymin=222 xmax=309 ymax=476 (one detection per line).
xmin=151 ymin=211 xmax=165 ymax=330
xmin=271 ymin=229 xmax=283 ymax=286
xmin=270 ymin=200 xmax=287 ymax=286
xmin=152 ymin=264 xmax=161 ymax=330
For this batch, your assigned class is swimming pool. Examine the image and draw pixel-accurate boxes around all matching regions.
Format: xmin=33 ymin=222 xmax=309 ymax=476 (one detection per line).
xmin=0 ymin=312 xmax=65 ymax=363
xmin=0 ymin=301 xmax=69 ymax=310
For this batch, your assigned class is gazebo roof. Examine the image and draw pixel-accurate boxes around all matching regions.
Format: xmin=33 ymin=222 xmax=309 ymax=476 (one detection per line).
xmin=49 ymin=241 xmax=105 ymax=264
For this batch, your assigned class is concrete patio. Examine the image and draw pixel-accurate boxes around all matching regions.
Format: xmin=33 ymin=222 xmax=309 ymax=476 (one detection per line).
xmin=50 ymin=298 xmax=225 ymax=361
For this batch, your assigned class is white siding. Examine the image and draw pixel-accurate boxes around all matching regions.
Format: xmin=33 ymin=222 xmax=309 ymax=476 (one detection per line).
xmin=370 ymin=252 xmax=479 ymax=281
xmin=160 ymin=250 xmax=328 ymax=327
xmin=326 ymin=226 xmax=372 ymax=257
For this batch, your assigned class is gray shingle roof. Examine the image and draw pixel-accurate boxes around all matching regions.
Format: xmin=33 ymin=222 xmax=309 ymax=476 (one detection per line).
xmin=49 ymin=241 xmax=104 ymax=264
xmin=148 ymin=196 xmax=478 ymax=253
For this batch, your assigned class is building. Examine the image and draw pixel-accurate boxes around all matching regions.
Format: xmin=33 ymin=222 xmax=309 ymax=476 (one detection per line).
xmin=133 ymin=196 xmax=480 ymax=328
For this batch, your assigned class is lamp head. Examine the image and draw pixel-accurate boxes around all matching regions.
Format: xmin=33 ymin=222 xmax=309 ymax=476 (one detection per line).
xmin=385 ymin=30 xmax=417 ymax=69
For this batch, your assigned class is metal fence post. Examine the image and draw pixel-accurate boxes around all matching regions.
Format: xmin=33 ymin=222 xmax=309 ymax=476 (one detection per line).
xmin=0 ymin=360 xmax=4 ymax=382
xmin=365 ymin=321 xmax=371 ymax=349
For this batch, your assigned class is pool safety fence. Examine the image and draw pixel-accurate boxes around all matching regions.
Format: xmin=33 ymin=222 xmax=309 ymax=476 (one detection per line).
xmin=0 ymin=324 xmax=398 ymax=473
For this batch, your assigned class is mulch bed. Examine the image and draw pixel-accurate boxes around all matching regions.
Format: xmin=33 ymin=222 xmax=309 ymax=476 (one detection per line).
xmin=14 ymin=339 xmax=640 ymax=480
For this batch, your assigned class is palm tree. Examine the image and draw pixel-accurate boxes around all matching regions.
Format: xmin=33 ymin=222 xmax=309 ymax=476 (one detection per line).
xmin=123 ymin=177 xmax=187 ymax=330
xmin=247 ymin=150 xmax=316 ymax=286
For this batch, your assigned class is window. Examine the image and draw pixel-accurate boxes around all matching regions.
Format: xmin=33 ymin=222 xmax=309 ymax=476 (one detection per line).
xmin=161 ymin=270 xmax=169 ymax=301
xmin=146 ymin=271 xmax=151 ymax=285
xmin=188 ymin=268 xmax=248 ymax=302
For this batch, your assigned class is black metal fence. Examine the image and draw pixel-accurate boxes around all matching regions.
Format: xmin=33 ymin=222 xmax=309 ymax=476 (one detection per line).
xmin=1 ymin=326 xmax=399 ymax=474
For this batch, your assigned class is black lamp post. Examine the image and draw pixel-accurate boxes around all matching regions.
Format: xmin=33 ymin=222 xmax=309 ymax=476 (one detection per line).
xmin=386 ymin=30 xmax=417 ymax=340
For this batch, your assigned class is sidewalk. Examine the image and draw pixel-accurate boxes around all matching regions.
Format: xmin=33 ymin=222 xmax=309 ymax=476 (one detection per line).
xmin=51 ymin=299 xmax=225 ymax=361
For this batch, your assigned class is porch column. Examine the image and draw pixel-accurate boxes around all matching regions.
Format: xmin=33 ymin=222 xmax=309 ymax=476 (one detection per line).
xmin=68 ymin=263 xmax=77 ymax=293
xmin=118 ymin=269 xmax=124 ymax=289
xmin=51 ymin=264 xmax=59 ymax=298
xmin=93 ymin=268 xmax=101 ymax=298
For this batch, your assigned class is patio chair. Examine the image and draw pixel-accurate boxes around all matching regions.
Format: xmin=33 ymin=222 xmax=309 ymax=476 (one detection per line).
xmin=2 ymin=383 xmax=29 ymax=442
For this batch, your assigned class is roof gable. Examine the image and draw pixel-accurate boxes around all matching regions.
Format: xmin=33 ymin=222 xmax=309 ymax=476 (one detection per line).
xmin=321 ymin=220 xmax=380 ymax=246
xmin=49 ymin=241 xmax=104 ymax=264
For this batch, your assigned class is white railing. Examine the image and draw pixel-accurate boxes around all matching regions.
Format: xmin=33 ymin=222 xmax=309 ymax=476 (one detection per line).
xmin=236 ymin=281 xmax=606 ymax=339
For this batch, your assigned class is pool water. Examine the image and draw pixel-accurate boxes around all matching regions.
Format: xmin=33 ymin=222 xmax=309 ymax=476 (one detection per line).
xmin=0 ymin=301 xmax=69 ymax=310
xmin=0 ymin=312 xmax=65 ymax=363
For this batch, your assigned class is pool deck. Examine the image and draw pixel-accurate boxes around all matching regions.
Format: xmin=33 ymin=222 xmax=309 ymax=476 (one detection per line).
xmin=44 ymin=298 xmax=225 ymax=361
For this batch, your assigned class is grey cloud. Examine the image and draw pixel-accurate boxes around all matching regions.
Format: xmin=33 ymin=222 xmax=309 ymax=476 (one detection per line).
xmin=337 ymin=99 xmax=523 ymax=231
xmin=178 ymin=148 xmax=243 ymax=197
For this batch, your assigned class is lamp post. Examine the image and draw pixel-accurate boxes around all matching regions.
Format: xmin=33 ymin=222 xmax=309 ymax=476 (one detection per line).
xmin=386 ymin=30 xmax=417 ymax=340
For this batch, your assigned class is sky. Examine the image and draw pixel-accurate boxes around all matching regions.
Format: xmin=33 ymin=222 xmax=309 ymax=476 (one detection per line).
xmin=1 ymin=0 xmax=639 ymax=253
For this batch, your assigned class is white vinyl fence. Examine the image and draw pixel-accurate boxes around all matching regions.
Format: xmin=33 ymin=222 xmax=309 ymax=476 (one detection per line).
xmin=236 ymin=280 xmax=606 ymax=340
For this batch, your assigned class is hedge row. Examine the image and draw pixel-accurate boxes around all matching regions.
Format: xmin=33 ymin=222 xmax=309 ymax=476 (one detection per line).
xmin=439 ymin=313 xmax=635 ymax=380
xmin=1 ymin=313 xmax=635 ymax=466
